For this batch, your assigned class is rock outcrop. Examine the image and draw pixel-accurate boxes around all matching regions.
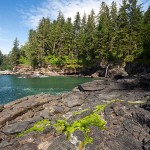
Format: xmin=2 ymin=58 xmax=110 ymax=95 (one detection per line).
xmin=0 ymin=77 xmax=150 ymax=150
xmin=0 ymin=70 xmax=12 ymax=75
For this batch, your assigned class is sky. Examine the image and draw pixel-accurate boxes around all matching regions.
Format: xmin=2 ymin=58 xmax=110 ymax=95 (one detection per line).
xmin=0 ymin=0 xmax=149 ymax=54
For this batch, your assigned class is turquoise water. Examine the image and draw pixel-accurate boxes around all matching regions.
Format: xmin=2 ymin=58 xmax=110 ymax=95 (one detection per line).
xmin=0 ymin=75 xmax=94 ymax=105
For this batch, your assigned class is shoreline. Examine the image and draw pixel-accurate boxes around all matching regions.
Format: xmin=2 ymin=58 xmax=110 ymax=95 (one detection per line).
xmin=0 ymin=74 xmax=96 ymax=106
xmin=0 ymin=70 xmax=94 ymax=78
xmin=0 ymin=76 xmax=149 ymax=149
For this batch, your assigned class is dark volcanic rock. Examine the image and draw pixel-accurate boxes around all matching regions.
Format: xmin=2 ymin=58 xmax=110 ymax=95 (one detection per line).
xmin=0 ymin=77 xmax=150 ymax=150
xmin=0 ymin=94 xmax=58 ymax=127
xmin=2 ymin=116 xmax=42 ymax=135
xmin=48 ymin=135 xmax=76 ymax=150
xmin=140 ymin=99 xmax=150 ymax=111
xmin=143 ymin=138 xmax=150 ymax=150
xmin=3 ymin=121 xmax=31 ymax=135
xmin=132 ymin=111 xmax=150 ymax=128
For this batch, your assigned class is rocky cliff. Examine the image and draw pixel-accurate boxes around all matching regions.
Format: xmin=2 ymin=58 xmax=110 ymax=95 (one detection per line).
xmin=0 ymin=76 xmax=150 ymax=150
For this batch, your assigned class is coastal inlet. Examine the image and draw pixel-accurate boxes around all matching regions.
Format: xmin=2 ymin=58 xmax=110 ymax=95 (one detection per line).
xmin=0 ymin=75 xmax=94 ymax=105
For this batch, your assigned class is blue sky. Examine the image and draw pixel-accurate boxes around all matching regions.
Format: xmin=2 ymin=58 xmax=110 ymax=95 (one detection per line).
xmin=0 ymin=0 xmax=149 ymax=54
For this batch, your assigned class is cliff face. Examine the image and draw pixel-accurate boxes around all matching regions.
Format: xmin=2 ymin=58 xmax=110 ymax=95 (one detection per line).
xmin=0 ymin=76 xmax=150 ymax=150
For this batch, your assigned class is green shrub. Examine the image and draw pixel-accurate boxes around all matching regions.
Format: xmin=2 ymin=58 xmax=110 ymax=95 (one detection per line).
xmin=45 ymin=55 xmax=82 ymax=69
xmin=19 ymin=56 xmax=30 ymax=65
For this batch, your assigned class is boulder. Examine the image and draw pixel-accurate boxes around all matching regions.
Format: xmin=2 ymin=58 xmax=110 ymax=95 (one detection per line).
xmin=78 ymin=80 xmax=106 ymax=91
xmin=91 ymin=72 xmax=99 ymax=78
xmin=109 ymin=66 xmax=128 ymax=78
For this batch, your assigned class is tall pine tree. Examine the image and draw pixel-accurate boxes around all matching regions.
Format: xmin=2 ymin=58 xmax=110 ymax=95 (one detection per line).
xmin=11 ymin=38 xmax=20 ymax=66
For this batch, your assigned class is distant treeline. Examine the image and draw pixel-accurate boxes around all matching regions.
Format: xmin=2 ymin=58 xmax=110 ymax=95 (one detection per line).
xmin=0 ymin=0 xmax=150 ymax=71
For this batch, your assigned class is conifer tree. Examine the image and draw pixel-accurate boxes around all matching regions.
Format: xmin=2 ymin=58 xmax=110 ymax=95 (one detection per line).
xmin=115 ymin=0 xmax=130 ymax=63
xmin=142 ymin=5 xmax=150 ymax=63
xmin=63 ymin=17 xmax=74 ymax=56
xmin=11 ymin=38 xmax=20 ymax=66
xmin=14 ymin=0 xmax=148 ymax=71
xmin=0 ymin=50 xmax=3 ymax=66
xmin=28 ymin=29 xmax=38 ymax=68
xmin=36 ymin=17 xmax=51 ymax=67
xmin=97 ymin=2 xmax=111 ymax=62
xmin=78 ymin=13 xmax=87 ymax=65
xmin=127 ymin=0 xmax=143 ymax=61
xmin=54 ymin=11 xmax=65 ymax=56
xmin=73 ymin=12 xmax=81 ymax=59
xmin=84 ymin=9 xmax=97 ymax=67
xmin=109 ymin=1 xmax=118 ymax=61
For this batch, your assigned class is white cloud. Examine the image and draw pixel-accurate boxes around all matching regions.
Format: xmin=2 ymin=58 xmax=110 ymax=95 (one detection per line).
xmin=139 ymin=0 xmax=150 ymax=11
xmin=22 ymin=0 xmax=123 ymax=28
xmin=21 ymin=0 xmax=149 ymax=29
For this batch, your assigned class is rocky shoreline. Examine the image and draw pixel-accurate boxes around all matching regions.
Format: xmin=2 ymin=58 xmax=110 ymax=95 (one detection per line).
xmin=0 ymin=75 xmax=150 ymax=150
xmin=0 ymin=63 xmax=128 ymax=78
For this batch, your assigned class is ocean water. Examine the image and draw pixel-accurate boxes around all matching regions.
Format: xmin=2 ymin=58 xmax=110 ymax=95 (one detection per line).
xmin=0 ymin=75 xmax=94 ymax=105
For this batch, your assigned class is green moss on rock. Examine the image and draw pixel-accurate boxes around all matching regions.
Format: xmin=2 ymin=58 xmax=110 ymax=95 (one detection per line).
xmin=18 ymin=119 xmax=50 ymax=137
xmin=53 ymin=102 xmax=112 ymax=147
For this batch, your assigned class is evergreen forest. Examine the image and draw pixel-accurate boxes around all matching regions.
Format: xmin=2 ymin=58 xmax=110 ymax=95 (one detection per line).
xmin=0 ymin=0 xmax=150 ymax=71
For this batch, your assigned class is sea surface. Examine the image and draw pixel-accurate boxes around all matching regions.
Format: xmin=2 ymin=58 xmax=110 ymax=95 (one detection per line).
xmin=0 ymin=75 xmax=94 ymax=105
